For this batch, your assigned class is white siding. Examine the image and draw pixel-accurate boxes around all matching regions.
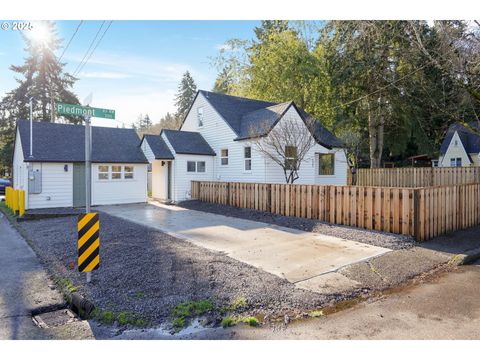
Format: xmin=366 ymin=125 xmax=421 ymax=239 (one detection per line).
xmin=172 ymin=154 xmax=214 ymax=202
xmin=439 ymin=131 xmax=472 ymax=167
xmin=12 ymin=128 xmax=28 ymax=193
xmin=27 ymin=163 xmax=74 ymax=209
xmin=141 ymin=139 xmax=156 ymax=163
xmin=91 ymin=163 xmax=147 ymax=205
xmin=152 ymin=160 xmax=169 ymax=200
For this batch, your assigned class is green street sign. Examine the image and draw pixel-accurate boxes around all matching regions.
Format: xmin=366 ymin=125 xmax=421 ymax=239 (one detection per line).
xmin=56 ymin=103 xmax=115 ymax=119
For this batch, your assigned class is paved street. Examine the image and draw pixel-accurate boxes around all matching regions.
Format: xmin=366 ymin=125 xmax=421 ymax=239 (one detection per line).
xmin=0 ymin=212 xmax=94 ymax=339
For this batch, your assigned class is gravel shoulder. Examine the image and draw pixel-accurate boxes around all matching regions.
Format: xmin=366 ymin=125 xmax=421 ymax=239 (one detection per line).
xmin=178 ymin=200 xmax=415 ymax=250
xmin=15 ymin=211 xmax=360 ymax=327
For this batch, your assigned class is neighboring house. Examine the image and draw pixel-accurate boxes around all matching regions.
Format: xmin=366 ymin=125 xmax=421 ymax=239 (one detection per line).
xmin=141 ymin=90 xmax=347 ymax=203
xmin=436 ymin=122 xmax=480 ymax=167
xmin=13 ymin=120 xmax=148 ymax=210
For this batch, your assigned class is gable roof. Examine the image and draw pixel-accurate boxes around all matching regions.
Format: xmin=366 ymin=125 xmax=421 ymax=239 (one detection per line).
xmin=161 ymin=129 xmax=215 ymax=156
xmin=195 ymin=90 xmax=343 ymax=149
xmin=16 ymin=120 xmax=148 ymax=163
xmin=143 ymin=135 xmax=174 ymax=160
xmin=440 ymin=122 xmax=480 ymax=155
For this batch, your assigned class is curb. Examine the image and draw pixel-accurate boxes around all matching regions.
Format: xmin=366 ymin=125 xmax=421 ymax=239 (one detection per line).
xmin=449 ymin=248 xmax=480 ymax=266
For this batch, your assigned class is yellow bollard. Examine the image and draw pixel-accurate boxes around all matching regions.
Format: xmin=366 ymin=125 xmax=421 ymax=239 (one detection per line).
xmin=19 ymin=190 xmax=25 ymax=217
xmin=12 ymin=189 xmax=19 ymax=214
xmin=6 ymin=187 xmax=11 ymax=209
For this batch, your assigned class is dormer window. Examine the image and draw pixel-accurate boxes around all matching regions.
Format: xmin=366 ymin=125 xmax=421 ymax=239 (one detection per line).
xmin=197 ymin=107 xmax=204 ymax=127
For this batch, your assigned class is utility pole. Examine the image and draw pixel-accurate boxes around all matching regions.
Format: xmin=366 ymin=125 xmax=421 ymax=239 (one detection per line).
xmin=50 ymin=84 xmax=55 ymax=123
xmin=29 ymin=97 xmax=33 ymax=158
xmin=84 ymin=114 xmax=92 ymax=283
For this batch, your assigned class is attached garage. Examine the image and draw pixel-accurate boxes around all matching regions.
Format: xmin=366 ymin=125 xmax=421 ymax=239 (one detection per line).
xmin=12 ymin=120 xmax=148 ymax=210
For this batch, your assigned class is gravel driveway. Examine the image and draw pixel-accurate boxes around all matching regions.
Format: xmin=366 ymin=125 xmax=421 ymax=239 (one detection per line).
xmin=179 ymin=200 xmax=415 ymax=250
xmin=17 ymin=212 xmax=359 ymax=326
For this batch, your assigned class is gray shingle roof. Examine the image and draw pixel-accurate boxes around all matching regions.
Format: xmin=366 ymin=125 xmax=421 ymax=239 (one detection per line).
xmin=17 ymin=120 xmax=148 ymax=163
xmin=440 ymin=122 xmax=480 ymax=155
xmin=162 ymin=129 xmax=215 ymax=156
xmin=143 ymin=134 xmax=174 ymax=160
xmin=199 ymin=90 xmax=344 ymax=149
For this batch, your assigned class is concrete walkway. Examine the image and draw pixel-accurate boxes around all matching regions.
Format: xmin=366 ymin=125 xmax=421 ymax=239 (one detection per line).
xmin=100 ymin=202 xmax=390 ymax=291
xmin=0 ymin=212 xmax=94 ymax=339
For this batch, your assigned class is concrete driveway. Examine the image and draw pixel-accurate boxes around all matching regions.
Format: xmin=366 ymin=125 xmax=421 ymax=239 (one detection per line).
xmin=100 ymin=202 xmax=390 ymax=289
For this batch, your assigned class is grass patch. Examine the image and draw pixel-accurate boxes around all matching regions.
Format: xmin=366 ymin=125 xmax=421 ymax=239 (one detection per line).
xmin=171 ymin=299 xmax=215 ymax=331
xmin=133 ymin=291 xmax=145 ymax=299
xmin=0 ymin=202 xmax=15 ymax=219
xmin=54 ymin=276 xmax=77 ymax=293
xmin=90 ymin=308 xmax=148 ymax=328
xmin=221 ymin=315 xmax=260 ymax=328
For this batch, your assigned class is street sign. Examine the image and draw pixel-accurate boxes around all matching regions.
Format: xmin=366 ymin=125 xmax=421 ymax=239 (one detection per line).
xmin=78 ymin=213 xmax=100 ymax=273
xmin=56 ymin=103 xmax=115 ymax=119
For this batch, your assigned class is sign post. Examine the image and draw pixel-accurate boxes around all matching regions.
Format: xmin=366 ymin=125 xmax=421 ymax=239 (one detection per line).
xmin=56 ymin=102 xmax=115 ymax=284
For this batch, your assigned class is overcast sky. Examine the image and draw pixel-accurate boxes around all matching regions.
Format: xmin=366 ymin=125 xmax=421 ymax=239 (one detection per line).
xmin=0 ymin=20 xmax=260 ymax=127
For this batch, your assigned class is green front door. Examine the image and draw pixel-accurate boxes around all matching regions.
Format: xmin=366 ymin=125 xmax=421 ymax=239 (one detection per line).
xmin=73 ymin=163 xmax=86 ymax=208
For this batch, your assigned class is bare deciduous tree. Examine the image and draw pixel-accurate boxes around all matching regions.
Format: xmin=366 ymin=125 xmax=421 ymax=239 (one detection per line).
xmin=248 ymin=118 xmax=316 ymax=184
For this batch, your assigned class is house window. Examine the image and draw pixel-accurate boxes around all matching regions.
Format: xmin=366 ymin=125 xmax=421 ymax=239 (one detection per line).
xmin=98 ymin=165 xmax=109 ymax=180
xmin=187 ymin=161 xmax=196 ymax=172
xmin=456 ymin=157 xmax=462 ymax=167
xmin=454 ymin=139 xmax=458 ymax=147
xmin=220 ymin=149 xmax=229 ymax=166
xmin=432 ymin=160 xmax=439 ymax=167
xmin=319 ymin=153 xmax=335 ymax=175
xmin=244 ymin=146 xmax=252 ymax=171
xmin=197 ymin=161 xmax=206 ymax=173
xmin=197 ymin=107 xmax=204 ymax=127
xmin=111 ymin=165 xmax=122 ymax=179
xmin=450 ymin=158 xmax=455 ymax=167
xmin=124 ymin=165 xmax=134 ymax=179
xmin=285 ymin=146 xmax=297 ymax=170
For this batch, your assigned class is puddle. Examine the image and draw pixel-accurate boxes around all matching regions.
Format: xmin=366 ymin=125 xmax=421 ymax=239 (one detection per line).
xmin=32 ymin=308 xmax=78 ymax=329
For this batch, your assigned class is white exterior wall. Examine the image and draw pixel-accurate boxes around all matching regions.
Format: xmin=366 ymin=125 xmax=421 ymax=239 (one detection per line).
xmin=12 ymin=128 xmax=28 ymax=192
xmin=439 ymin=131 xmax=472 ymax=167
xmin=27 ymin=163 xmax=74 ymax=209
xmin=172 ymin=154 xmax=214 ymax=201
xmin=180 ymin=94 xmax=347 ymax=186
xmin=152 ymin=160 xmax=169 ymax=200
xmin=91 ymin=163 xmax=147 ymax=205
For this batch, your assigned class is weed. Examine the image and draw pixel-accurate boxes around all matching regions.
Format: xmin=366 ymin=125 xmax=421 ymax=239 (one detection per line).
xmin=117 ymin=312 xmax=130 ymax=326
xmin=134 ymin=292 xmax=145 ymax=299
xmin=171 ymin=299 xmax=215 ymax=330
xmin=241 ymin=316 xmax=259 ymax=327
xmin=221 ymin=316 xmax=237 ymax=328
xmin=229 ymin=296 xmax=247 ymax=311
xmin=102 ymin=311 xmax=114 ymax=324
xmin=221 ymin=316 xmax=260 ymax=328
xmin=309 ymin=310 xmax=324 ymax=318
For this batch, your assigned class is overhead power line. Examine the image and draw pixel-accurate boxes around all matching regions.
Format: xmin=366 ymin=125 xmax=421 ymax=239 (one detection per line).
xmin=73 ymin=20 xmax=106 ymax=76
xmin=58 ymin=20 xmax=83 ymax=62
xmin=74 ymin=21 xmax=113 ymax=77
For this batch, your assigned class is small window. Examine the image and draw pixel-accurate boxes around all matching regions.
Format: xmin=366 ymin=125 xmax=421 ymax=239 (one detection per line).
xmin=319 ymin=153 xmax=335 ymax=175
xmin=450 ymin=158 xmax=456 ymax=167
xmin=456 ymin=157 xmax=462 ymax=167
xmin=221 ymin=149 xmax=229 ymax=166
xmin=111 ymin=165 xmax=122 ymax=179
xmin=197 ymin=107 xmax=204 ymax=127
xmin=454 ymin=140 xmax=458 ymax=147
xmin=187 ymin=161 xmax=196 ymax=172
xmin=285 ymin=146 xmax=297 ymax=170
xmin=98 ymin=165 xmax=109 ymax=180
xmin=124 ymin=165 xmax=134 ymax=179
xmin=244 ymin=146 xmax=252 ymax=171
xmin=197 ymin=161 xmax=206 ymax=173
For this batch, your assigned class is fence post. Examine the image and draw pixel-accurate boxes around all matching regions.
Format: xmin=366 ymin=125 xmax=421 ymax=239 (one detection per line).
xmin=413 ymin=188 xmax=421 ymax=240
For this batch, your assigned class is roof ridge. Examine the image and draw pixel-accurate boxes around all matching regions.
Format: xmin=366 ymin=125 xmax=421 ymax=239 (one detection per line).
xmin=17 ymin=119 xmax=134 ymax=132
xmin=199 ymin=89 xmax=277 ymax=106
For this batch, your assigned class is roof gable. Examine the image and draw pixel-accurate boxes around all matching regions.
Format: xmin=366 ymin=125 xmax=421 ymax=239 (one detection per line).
xmin=440 ymin=122 xmax=480 ymax=155
xmin=17 ymin=120 xmax=148 ymax=163
xmin=143 ymin=134 xmax=174 ymax=160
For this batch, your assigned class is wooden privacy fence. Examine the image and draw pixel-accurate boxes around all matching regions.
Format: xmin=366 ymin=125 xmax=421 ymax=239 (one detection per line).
xmin=191 ymin=181 xmax=480 ymax=241
xmin=348 ymin=166 xmax=480 ymax=187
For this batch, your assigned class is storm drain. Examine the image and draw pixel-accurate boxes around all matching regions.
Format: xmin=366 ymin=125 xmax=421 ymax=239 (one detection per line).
xmin=32 ymin=308 xmax=78 ymax=329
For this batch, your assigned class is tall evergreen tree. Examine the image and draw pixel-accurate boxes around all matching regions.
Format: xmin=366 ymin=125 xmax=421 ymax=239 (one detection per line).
xmin=0 ymin=20 xmax=80 ymax=174
xmin=174 ymin=71 xmax=197 ymax=121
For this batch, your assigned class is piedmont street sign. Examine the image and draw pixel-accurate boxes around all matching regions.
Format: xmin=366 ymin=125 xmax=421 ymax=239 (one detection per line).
xmin=56 ymin=103 xmax=115 ymax=119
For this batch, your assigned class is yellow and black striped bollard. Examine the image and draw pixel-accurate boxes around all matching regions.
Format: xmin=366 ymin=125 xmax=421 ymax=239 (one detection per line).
xmin=77 ymin=213 xmax=100 ymax=276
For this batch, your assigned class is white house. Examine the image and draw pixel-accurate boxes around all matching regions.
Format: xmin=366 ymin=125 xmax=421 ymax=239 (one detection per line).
xmin=435 ymin=122 xmax=480 ymax=167
xmin=141 ymin=90 xmax=348 ymax=203
xmin=12 ymin=120 xmax=148 ymax=210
